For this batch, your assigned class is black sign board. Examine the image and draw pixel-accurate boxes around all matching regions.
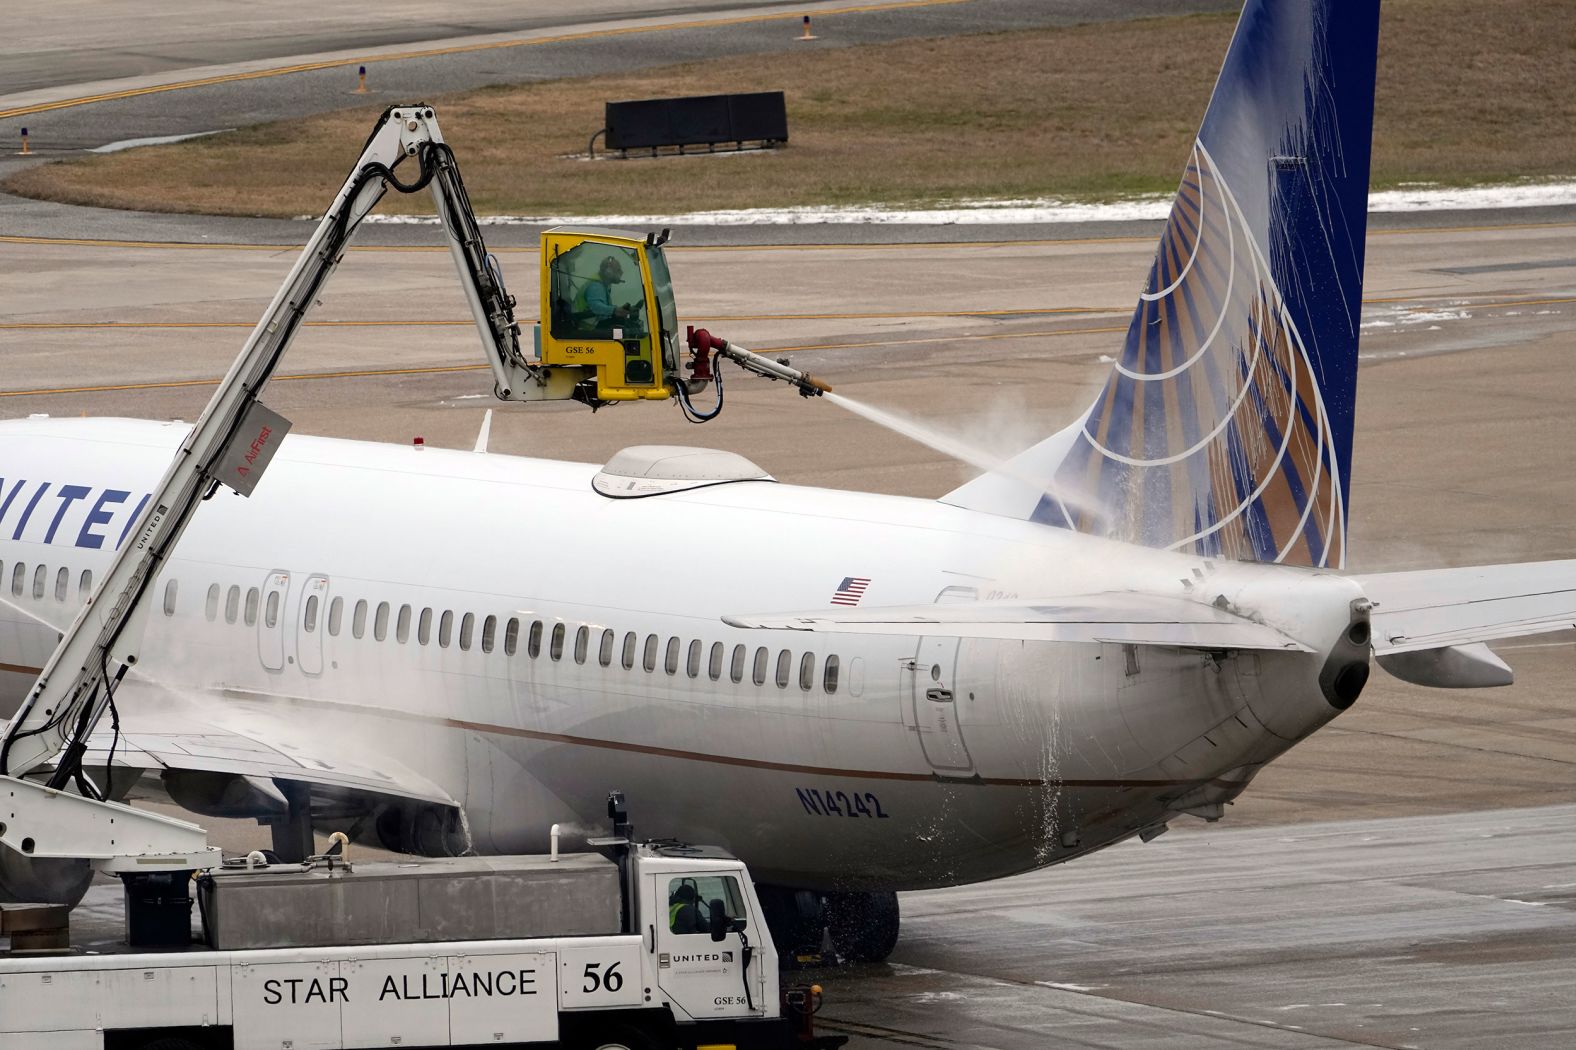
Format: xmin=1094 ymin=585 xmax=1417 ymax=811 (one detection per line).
xmin=604 ymin=91 xmax=788 ymax=152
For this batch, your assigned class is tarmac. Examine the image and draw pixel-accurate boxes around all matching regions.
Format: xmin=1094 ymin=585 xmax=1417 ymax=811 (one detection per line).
xmin=3 ymin=1 xmax=1575 ymax=1046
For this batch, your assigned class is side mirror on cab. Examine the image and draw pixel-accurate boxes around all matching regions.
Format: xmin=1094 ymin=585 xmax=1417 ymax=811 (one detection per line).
xmin=708 ymin=899 xmax=728 ymax=941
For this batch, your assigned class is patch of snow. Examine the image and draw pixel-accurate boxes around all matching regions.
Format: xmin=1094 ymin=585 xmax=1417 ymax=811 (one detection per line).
xmin=91 ymin=129 xmax=231 ymax=153
xmin=1400 ymin=309 xmax=1472 ymax=325
xmin=361 ymin=179 xmax=1576 ymax=228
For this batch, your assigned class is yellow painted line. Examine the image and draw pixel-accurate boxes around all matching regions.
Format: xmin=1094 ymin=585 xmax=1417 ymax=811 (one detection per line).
xmin=1361 ymin=293 xmax=1576 ymax=309
xmin=7 ymin=294 xmax=1569 ymax=335
xmin=0 ymin=232 xmax=1144 ymax=253
xmin=0 ymin=0 xmax=968 ymax=121
xmin=5 ymin=220 xmax=1575 ymax=257
xmin=0 ymin=306 xmax=1116 ymax=332
xmin=0 ymin=363 xmax=490 ymax=398
xmin=0 ymin=323 xmax=1124 ymax=399
xmin=1369 ymin=220 xmax=1576 ymax=238
xmin=769 ymin=324 xmax=1126 ymax=355
xmin=0 ymin=320 xmax=488 ymax=330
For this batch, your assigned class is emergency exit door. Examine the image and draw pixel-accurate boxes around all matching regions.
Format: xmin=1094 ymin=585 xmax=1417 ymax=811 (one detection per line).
xmin=258 ymin=571 xmax=290 ymax=671
xmin=911 ymin=636 xmax=973 ymax=773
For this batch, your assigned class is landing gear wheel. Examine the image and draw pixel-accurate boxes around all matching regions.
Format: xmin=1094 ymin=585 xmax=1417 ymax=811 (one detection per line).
xmin=757 ymin=885 xmax=827 ymax=962
xmin=826 ymin=890 xmax=900 ymax=963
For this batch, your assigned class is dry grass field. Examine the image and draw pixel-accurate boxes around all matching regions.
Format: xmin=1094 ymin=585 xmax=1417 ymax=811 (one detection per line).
xmin=5 ymin=0 xmax=1572 ymax=218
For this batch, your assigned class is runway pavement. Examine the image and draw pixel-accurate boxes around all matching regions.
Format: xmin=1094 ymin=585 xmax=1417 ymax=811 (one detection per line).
xmin=818 ymin=805 xmax=1576 ymax=1049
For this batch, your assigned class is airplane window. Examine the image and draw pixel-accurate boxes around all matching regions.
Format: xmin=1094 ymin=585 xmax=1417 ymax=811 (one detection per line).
xmin=622 ymin=631 xmax=637 ymax=669
xmin=730 ymin=644 xmax=746 ymax=683
xmin=397 ymin=605 xmax=413 ymax=644
xmin=420 ymin=608 xmax=433 ymax=646
xmin=664 ymin=637 xmax=680 ymax=676
xmin=56 ymin=567 xmax=69 ymax=603
xmin=34 ymin=564 xmax=48 ymax=601
xmin=687 ymin=639 xmax=702 ymax=679
xmin=439 ymin=610 xmax=454 ymax=648
xmin=80 ymin=569 xmax=93 ymax=599
xmin=848 ymin=657 xmax=865 ymax=697
xmin=709 ymin=642 xmax=724 ymax=681
xmin=800 ymin=652 xmax=816 ymax=691
xmin=245 ymin=588 xmax=260 ymax=626
xmin=375 ymin=602 xmax=391 ymax=642
xmin=574 ymin=625 xmax=589 ymax=664
xmin=226 ymin=585 xmax=241 ymax=625
xmin=353 ymin=599 xmax=368 ymax=639
xmin=643 ymin=634 xmax=658 ymax=673
xmin=11 ymin=562 xmax=24 ymax=597
xmin=162 ymin=578 xmax=178 ymax=616
xmin=304 ymin=595 xmax=319 ymax=633
xmin=265 ymin=590 xmax=279 ymax=629
xmin=482 ymin=615 xmax=497 ymax=654
xmin=752 ymin=647 xmax=768 ymax=686
xmin=775 ymin=650 xmax=792 ymax=689
xmin=823 ymin=655 xmax=840 ymax=695
xmin=204 ymin=583 xmax=219 ymax=620
xmin=504 ymin=617 xmax=519 ymax=655
xmin=528 ymin=621 xmax=543 ymax=659
xmin=460 ymin=612 xmax=475 ymax=651
xmin=599 ymin=629 xmax=615 ymax=667
xmin=550 ymin=623 xmax=566 ymax=661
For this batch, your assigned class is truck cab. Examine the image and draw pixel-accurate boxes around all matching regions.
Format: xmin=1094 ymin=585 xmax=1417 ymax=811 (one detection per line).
xmin=637 ymin=846 xmax=778 ymax=1025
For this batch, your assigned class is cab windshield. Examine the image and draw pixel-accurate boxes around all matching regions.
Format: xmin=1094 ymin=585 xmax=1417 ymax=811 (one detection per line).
xmin=647 ymin=246 xmax=679 ymax=340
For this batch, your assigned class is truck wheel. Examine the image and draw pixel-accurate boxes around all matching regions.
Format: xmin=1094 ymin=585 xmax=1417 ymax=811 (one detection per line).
xmin=579 ymin=1023 xmax=665 ymax=1050
xmin=826 ymin=890 xmax=900 ymax=963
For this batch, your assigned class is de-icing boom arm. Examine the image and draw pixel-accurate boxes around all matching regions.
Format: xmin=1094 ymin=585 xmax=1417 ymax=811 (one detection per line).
xmin=0 ymin=106 xmax=535 ymax=789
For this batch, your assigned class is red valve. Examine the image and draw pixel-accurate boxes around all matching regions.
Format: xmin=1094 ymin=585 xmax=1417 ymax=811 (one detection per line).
xmin=686 ymin=325 xmax=716 ymax=381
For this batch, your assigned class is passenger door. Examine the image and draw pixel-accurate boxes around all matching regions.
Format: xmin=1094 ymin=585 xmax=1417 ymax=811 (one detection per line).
xmin=911 ymin=635 xmax=974 ymax=773
xmin=298 ymin=575 xmax=329 ymax=675
xmin=258 ymin=571 xmax=290 ymax=671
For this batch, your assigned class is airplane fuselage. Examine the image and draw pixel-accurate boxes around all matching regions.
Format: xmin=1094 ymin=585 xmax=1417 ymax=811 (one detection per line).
xmin=0 ymin=417 xmax=1360 ymax=890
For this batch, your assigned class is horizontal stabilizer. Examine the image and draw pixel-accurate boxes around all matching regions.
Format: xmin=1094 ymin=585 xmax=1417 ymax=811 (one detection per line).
xmin=1355 ymin=561 xmax=1576 ymax=654
xmin=724 ymin=593 xmax=1311 ymax=652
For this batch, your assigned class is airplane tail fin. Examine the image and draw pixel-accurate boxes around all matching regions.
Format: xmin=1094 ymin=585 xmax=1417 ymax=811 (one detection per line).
xmin=943 ymin=0 xmax=1381 ymax=569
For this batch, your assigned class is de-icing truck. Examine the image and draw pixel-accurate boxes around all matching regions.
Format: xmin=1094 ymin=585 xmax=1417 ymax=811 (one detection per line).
xmin=0 ymin=797 xmax=844 ymax=1050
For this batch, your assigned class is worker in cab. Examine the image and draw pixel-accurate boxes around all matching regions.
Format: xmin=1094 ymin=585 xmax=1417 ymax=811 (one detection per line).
xmin=669 ymin=883 xmax=704 ymax=934
xmin=576 ymin=254 xmax=642 ymax=336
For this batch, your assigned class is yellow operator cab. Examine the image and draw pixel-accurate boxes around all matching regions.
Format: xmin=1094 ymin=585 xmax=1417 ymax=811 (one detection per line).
xmin=538 ymin=226 xmax=679 ymax=401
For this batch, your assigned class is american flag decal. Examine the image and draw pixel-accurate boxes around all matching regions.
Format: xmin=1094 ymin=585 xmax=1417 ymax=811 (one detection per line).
xmin=831 ymin=577 xmax=870 ymax=606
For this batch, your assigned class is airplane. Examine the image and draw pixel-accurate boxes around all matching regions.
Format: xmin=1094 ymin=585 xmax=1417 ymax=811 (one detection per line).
xmin=3 ymin=0 xmax=1574 ymax=963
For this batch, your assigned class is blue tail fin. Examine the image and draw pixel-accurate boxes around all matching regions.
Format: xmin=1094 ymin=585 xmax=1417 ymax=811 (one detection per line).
xmin=944 ymin=0 xmax=1380 ymax=569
